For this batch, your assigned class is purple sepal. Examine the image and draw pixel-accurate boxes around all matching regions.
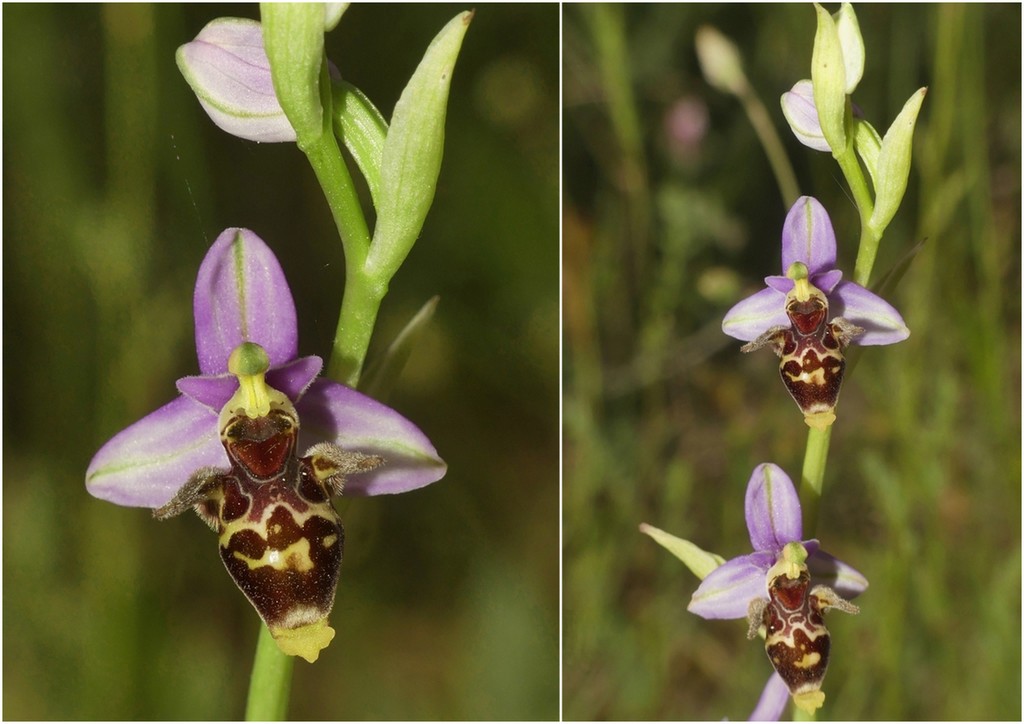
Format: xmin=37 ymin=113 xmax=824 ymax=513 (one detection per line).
xmin=688 ymin=551 xmax=775 ymax=619
xmin=745 ymin=463 xmax=803 ymax=551
xmin=781 ymin=197 xmax=837 ymax=273
xmin=297 ymin=379 xmax=447 ymax=496
xmin=830 ymin=281 xmax=910 ymax=344
xmin=749 ymin=673 xmax=791 ymax=721
xmin=193 ymin=228 xmax=298 ymax=375
xmin=807 ymin=548 xmax=869 ymax=599
xmin=722 ymin=287 xmax=790 ymax=341
xmin=86 ymin=396 xmax=225 ymax=509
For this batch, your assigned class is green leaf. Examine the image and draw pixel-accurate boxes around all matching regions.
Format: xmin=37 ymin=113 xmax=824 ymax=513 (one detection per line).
xmin=811 ymin=3 xmax=848 ymax=154
xmin=260 ymin=3 xmax=327 ymax=145
xmin=869 ymin=87 xmax=927 ymax=236
xmin=365 ymin=10 xmax=473 ymax=282
xmin=639 ymin=523 xmax=725 ymax=581
xmin=332 ymin=80 xmax=388 ymax=209
xmin=360 ymin=296 xmax=439 ymax=400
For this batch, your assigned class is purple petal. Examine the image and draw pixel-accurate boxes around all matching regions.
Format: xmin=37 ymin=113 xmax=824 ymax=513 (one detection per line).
xmin=808 ymin=548 xmax=869 ymax=599
xmin=193 ymin=228 xmax=298 ymax=375
xmin=745 ymin=463 xmax=803 ymax=552
xmin=722 ymin=287 xmax=789 ymax=341
xmin=829 ymin=281 xmax=910 ymax=345
xmin=764 ymin=275 xmax=794 ymax=294
xmin=177 ymin=17 xmax=297 ymax=143
xmin=176 ymin=373 xmax=237 ymax=412
xmin=688 ymin=551 xmax=774 ymax=619
xmin=811 ymin=268 xmax=843 ymax=294
xmin=266 ymin=356 xmax=322 ymax=402
xmin=781 ymin=197 xmax=837 ymax=275
xmin=85 ymin=396 xmax=225 ymax=509
xmin=296 ymin=379 xmax=446 ymax=495
xmin=749 ymin=673 xmax=790 ymax=721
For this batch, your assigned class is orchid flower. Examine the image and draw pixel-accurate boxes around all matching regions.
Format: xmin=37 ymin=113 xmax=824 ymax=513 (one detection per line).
xmin=722 ymin=196 xmax=909 ymax=428
xmin=86 ymin=228 xmax=446 ymax=662
xmin=644 ymin=463 xmax=866 ymax=719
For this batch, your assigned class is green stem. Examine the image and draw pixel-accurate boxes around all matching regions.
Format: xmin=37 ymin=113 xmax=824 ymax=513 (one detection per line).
xmin=832 ymin=136 xmax=881 ymax=287
xmin=245 ymin=625 xmax=295 ymax=720
xmin=328 ymin=266 xmax=386 ymax=386
xmin=300 ymin=127 xmax=382 ymax=387
xmin=798 ymin=425 xmax=832 ymax=537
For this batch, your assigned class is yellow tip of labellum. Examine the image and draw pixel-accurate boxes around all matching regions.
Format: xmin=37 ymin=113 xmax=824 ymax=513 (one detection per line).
xmin=270 ymin=619 xmax=336 ymax=663
xmin=793 ymin=689 xmax=826 ymax=714
xmin=804 ymin=410 xmax=837 ymax=430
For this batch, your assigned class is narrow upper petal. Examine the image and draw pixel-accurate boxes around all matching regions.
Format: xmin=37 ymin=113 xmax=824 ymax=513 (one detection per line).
xmin=829 ymin=280 xmax=910 ymax=345
xmin=749 ymin=673 xmax=791 ymax=721
xmin=296 ymin=379 xmax=447 ymax=495
xmin=176 ymin=17 xmax=297 ymax=143
xmin=85 ymin=396 xmax=225 ymax=509
xmin=688 ymin=551 xmax=774 ymax=619
xmin=745 ymin=463 xmax=803 ymax=552
xmin=722 ymin=287 xmax=789 ymax=341
xmin=781 ymin=197 xmax=837 ymax=275
xmin=193 ymin=228 xmax=298 ymax=375
xmin=808 ymin=548 xmax=869 ymax=599
xmin=267 ymin=356 xmax=323 ymax=403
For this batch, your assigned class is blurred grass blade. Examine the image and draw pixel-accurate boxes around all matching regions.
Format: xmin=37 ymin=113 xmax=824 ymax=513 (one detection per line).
xmin=361 ymin=295 xmax=439 ymax=399
xmin=870 ymin=237 xmax=927 ymax=299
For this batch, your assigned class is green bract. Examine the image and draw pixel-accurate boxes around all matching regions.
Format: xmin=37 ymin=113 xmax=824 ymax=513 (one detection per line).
xmin=332 ymin=81 xmax=388 ymax=209
xmin=833 ymin=2 xmax=864 ymax=94
xmin=639 ymin=523 xmax=726 ymax=581
xmin=261 ymin=3 xmax=329 ymax=145
xmin=324 ymin=3 xmax=348 ymax=31
xmin=869 ymin=87 xmax=928 ymax=236
xmin=811 ymin=3 xmax=848 ymax=154
xmin=366 ymin=10 xmax=473 ymax=282
xmin=853 ymin=117 xmax=882 ymax=188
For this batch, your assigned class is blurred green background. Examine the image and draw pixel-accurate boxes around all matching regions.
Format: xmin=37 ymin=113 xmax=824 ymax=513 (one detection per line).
xmin=4 ymin=4 xmax=557 ymax=720
xmin=564 ymin=4 xmax=1020 ymax=721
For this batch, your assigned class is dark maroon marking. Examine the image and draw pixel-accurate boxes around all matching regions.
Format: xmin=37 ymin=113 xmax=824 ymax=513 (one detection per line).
xmin=297 ymin=463 xmax=330 ymax=503
xmin=224 ymin=409 xmax=297 ymax=480
xmin=787 ymin=298 xmax=828 ymax=335
xmin=220 ymin=479 xmax=251 ymax=522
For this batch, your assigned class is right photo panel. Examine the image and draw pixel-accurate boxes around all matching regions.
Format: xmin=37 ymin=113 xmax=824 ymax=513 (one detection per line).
xmin=563 ymin=4 xmax=1021 ymax=720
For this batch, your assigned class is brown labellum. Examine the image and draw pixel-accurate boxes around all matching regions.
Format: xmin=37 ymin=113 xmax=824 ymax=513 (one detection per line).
xmin=741 ymin=286 xmax=863 ymax=429
xmin=154 ymin=402 xmax=382 ymax=662
xmin=747 ymin=565 xmax=859 ymax=713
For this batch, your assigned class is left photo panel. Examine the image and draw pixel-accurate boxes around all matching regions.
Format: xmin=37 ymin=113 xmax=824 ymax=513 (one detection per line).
xmin=2 ymin=4 xmax=559 ymax=720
